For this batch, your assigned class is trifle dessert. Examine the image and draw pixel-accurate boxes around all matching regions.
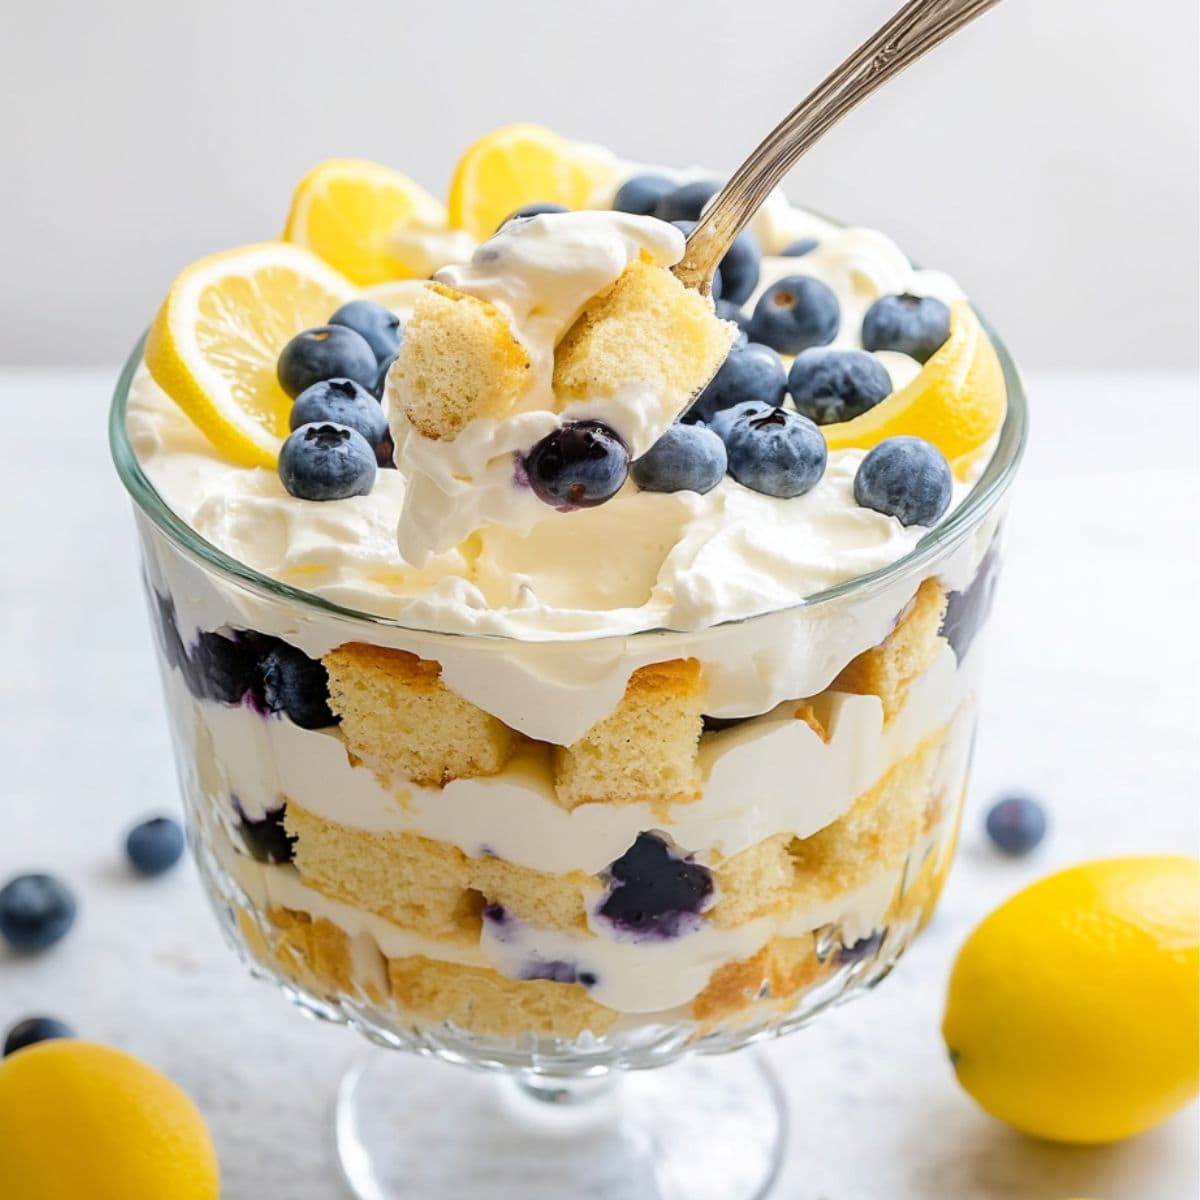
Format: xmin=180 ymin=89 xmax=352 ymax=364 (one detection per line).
xmin=115 ymin=124 xmax=1021 ymax=1061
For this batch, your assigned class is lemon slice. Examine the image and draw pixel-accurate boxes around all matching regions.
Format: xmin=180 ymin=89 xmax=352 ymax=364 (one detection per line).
xmin=145 ymin=242 xmax=356 ymax=467
xmin=823 ymin=300 xmax=1006 ymax=477
xmin=283 ymin=158 xmax=448 ymax=285
xmin=448 ymin=123 xmax=618 ymax=239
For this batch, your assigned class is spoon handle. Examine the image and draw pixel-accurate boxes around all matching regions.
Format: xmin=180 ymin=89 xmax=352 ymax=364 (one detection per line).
xmin=673 ymin=0 xmax=1003 ymax=293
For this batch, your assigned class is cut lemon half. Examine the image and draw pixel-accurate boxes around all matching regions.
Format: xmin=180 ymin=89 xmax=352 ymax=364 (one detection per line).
xmin=823 ymin=301 xmax=1006 ymax=477
xmin=145 ymin=242 xmax=356 ymax=467
xmin=283 ymin=158 xmax=448 ymax=286
xmin=448 ymin=123 xmax=618 ymax=239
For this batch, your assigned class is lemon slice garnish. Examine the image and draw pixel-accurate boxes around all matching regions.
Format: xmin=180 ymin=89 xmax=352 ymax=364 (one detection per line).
xmin=823 ymin=301 xmax=1006 ymax=477
xmin=283 ymin=158 xmax=448 ymax=285
xmin=447 ymin=123 xmax=618 ymax=239
xmin=145 ymin=242 xmax=356 ymax=467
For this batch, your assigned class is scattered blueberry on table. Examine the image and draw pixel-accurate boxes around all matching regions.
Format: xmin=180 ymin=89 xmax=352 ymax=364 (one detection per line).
xmin=686 ymin=341 xmax=787 ymax=426
xmin=3 ymin=1017 xmax=75 ymax=1058
xmin=524 ymin=420 xmax=630 ymax=508
xmin=748 ymin=275 xmax=840 ymax=354
xmin=632 ymin=423 xmax=727 ymax=495
xmin=125 ymin=816 xmax=186 ymax=877
xmin=0 ymin=873 xmax=77 ymax=952
xmin=612 ymin=174 xmax=675 ymax=217
xmin=278 ymin=422 xmax=377 ymax=501
xmin=328 ymin=299 xmax=403 ymax=363
xmin=277 ymin=325 xmax=378 ymax=398
xmin=788 ymin=348 xmax=893 ymax=425
xmin=861 ymin=293 xmax=951 ymax=363
xmin=854 ymin=436 xmax=952 ymax=527
xmin=713 ymin=401 xmax=827 ymax=499
xmin=985 ymin=794 xmax=1048 ymax=856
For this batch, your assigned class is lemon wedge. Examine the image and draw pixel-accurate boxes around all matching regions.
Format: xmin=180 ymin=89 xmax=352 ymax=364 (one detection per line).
xmin=823 ymin=301 xmax=1006 ymax=477
xmin=448 ymin=123 xmax=618 ymax=239
xmin=283 ymin=158 xmax=448 ymax=286
xmin=145 ymin=242 xmax=356 ymax=467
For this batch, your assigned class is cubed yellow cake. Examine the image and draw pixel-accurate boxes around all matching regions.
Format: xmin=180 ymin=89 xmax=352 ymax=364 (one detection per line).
xmin=552 ymin=257 xmax=736 ymax=408
xmin=285 ymin=804 xmax=598 ymax=938
xmin=324 ymin=642 xmax=520 ymax=787
xmin=554 ymin=659 xmax=705 ymax=810
xmin=390 ymin=282 xmax=532 ymax=439
xmin=832 ymin=579 xmax=948 ymax=720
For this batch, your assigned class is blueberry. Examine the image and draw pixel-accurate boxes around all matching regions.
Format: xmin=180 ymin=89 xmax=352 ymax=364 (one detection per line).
xmin=290 ymin=379 xmax=391 ymax=465
xmin=654 ymin=179 xmax=721 ymax=223
xmin=523 ymin=420 xmax=629 ymax=508
xmin=861 ymin=293 xmax=950 ymax=363
xmin=669 ymin=219 xmax=758 ymax=305
xmin=715 ymin=402 xmax=827 ymax=499
xmin=685 ymin=342 xmax=787 ymax=425
xmin=837 ymin=929 xmax=885 ymax=964
xmin=234 ymin=801 xmax=295 ymax=864
xmin=150 ymin=589 xmax=202 ymax=696
xmin=715 ymin=230 xmax=761 ymax=306
xmin=125 ymin=816 xmax=186 ymax=877
xmin=612 ymin=174 xmax=675 ymax=216
xmin=941 ymin=541 xmax=1001 ymax=661
xmin=781 ymin=237 xmax=819 ymax=256
xmin=4 ymin=1017 xmax=74 ymax=1057
xmin=788 ymin=348 xmax=892 ymax=425
xmin=854 ymin=436 xmax=952 ymax=527
xmin=598 ymin=832 xmax=713 ymax=939
xmin=714 ymin=299 xmax=752 ymax=342
xmin=631 ymin=424 xmax=727 ymax=495
xmin=748 ymin=276 xmax=840 ymax=354
xmin=278 ymin=422 xmax=377 ymax=501
xmin=0 ymin=874 xmax=77 ymax=952
xmin=372 ymin=350 xmax=399 ymax=401
xmin=497 ymin=202 xmax=569 ymax=231
xmin=985 ymin=794 xmax=1047 ymax=856
xmin=276 ymin=326 xmax=377 ymax=398
xmin=328 ymin=300 xmax=402 ymax=364
xmin=519 ymin=958 xmax=595 ymax=987
xmin=193 ymin=631 xmax=258 ymax=704
xmin=258 ymin=641 xmax=336 ymax=729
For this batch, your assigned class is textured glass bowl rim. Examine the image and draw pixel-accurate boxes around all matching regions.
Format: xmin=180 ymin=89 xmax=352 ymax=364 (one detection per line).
xmin=109 ymin=313 xmax=1027 ymax=643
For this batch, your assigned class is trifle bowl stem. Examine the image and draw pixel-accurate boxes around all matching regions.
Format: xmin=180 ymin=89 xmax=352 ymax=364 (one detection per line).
xmin=336 ymin=1051 xmax=786 ymax=1200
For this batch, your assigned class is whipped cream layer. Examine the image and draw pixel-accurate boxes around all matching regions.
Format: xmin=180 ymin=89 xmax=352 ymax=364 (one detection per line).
xmin=192 ymin=643 xmax=970 ymax=875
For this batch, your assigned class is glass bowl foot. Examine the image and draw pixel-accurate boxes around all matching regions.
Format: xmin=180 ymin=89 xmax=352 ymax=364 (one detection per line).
xmin=336 ymin=1049 xmax=787 ymax=1200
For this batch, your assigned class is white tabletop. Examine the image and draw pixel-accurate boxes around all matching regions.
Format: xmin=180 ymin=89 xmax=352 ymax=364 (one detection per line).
xmin=2 ymin=368 xmax=1196 ymax=1200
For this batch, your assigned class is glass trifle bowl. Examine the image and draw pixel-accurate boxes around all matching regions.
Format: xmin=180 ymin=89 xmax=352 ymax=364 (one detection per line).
xmin=109 ymin=145 xmax=1026 ymax=1198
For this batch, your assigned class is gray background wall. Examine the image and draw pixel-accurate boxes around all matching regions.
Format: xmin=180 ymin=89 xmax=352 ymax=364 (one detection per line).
xmin=2 ymin=0 xmax=1196 ymax=367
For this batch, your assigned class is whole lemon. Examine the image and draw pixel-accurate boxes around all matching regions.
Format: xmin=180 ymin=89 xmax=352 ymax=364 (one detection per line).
xmin=943 ymin=855 xmax=1199 ymax=1144
xmin=0 ymin=1040 xmax=220 ymax=1199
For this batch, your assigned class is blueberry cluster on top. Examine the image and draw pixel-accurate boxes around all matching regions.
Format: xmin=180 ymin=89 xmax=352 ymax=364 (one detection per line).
xmin=276 ymin=300 xmax=403 ymax=501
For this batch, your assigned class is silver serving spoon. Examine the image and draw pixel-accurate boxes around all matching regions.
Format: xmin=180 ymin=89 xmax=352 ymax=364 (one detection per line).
xmin=673 ymin=0 xmax=1004 ymax=294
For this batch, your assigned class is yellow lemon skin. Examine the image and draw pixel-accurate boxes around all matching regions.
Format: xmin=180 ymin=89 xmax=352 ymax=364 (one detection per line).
xmin=283 ymin=158 xmax=448 ymax=286
xmin=0 ymin=1040 xmax=220 ymax=1199
xmin=448 ymin=123 xmax=618 ymax=240
xmin=822 ymin=300 xmax=1006 ymax=478
xmin=943 ymin=855 xmax=1199 ymax=1145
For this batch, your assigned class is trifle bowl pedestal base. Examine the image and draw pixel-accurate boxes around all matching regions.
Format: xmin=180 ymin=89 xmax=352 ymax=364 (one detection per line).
xmin=336 ymin=1049 xmax=787 ymax=1200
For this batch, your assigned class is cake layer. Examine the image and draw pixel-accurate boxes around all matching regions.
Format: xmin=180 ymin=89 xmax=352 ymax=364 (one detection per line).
xmin=193 ymin=642 xmax=971 ymax=876
xmin=279 ymin=708 xmax=964 ymax=954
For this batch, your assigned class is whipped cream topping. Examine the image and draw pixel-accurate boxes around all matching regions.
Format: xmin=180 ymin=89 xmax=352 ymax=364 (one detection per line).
xmin=128 ymin=160 xmax=1006 ymax=740
xmin=390 ymin=212 xmax=691 ymax=563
